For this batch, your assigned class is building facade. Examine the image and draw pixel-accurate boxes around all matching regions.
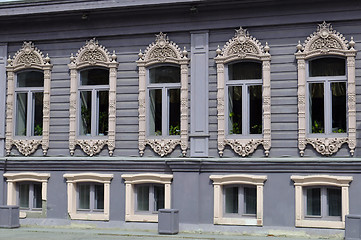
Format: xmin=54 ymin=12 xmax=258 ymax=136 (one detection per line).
xmin=0 ymin=0 xmax=361 ymax=236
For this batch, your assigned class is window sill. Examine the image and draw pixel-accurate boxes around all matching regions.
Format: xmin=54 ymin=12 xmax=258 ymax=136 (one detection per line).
xmin=69 ymin=212 xmax=109 ymax=221
xmin=214 ymin=217 xmax=262 ymax=226
xmin=296 ymin=219 xmax=344 ymax=229
xmin=125 ymin=213 xmax=158 ymax=223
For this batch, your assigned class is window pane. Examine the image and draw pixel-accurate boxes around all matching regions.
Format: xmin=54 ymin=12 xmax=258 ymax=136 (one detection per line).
xmin=17 ymin=71 xmax=44 ymax=87
xmin=149 ymin=66 xmax=180 ymax=84
xmin=154 ymin=185 xmax=165 ymax=211
xmin=332 ymin=82 xmax=346 ymax=133
xmin=95 ymin=184 xmax=104 ymax=210
xmin=169 ymin=89 xmax=180 ymax=135
xmin=137 ymin=185 xmax=149 ymax=211
xmin=16 ymin=93 xmax=27 ymax=136
xmin=19 ymin=184 xmax=29 ymax=208
xmin=78 ymin=184 xmax=90 ymax=209
xmin=225 ymin=186 xmax=238 ymax=214
xmin=33 ymin=92 xmax=43 ymax=136
xmin=33 ymin=183 xmax=42 ymax=209
xmin=98 ymin=91 xmax=109 ymax=136
xmin=228 ymin=86 xmax=242 ymax=134
xmin=309 ymin=83 xmax=324 ymax=133
xmin=249 ymin=85 xmax=262 ymax=134
xmin=80 ymin=69 xmax=109 ymax=85
xmin=328 ymin=188 xmax=341 ymax=217
xmin=244 ymin=186 xmax=257 ymax=215
xmin=228 ymin=62 xmax=262 ymax=80
xmin=149 ymin=89 xmax=162 ymax=136
xmin=306 ymin=188 xmax=321 ymax=216
xmin=80 ymin=91 xmax=92 ymax=135
xmin=309 ymin=58 xmax=345 ymax=77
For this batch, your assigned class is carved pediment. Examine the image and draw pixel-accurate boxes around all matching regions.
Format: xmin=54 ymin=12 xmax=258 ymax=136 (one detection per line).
xmin=224 ymin=139 xmax=264 ymax=157
xmin=76 ymin=139 xmax=108 ymax=157
xmin=12 ymin=139 xmax=42 ymax=156
xmin=8 ymin=42 xmax=50 ymax=68
xmin=146 ymin=139 xmax=181 ymax=157
xmin=306 ymin=137 xmax=348 ymax=156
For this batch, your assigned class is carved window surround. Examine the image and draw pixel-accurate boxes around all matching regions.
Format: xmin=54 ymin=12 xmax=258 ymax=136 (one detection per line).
xmin=291 ymin=175 xmax=352 ymax=229
xmin=68 ymin=38 xmax=118 ymax=156
xmin=215 ymin=27 xmax=271 ymax=157
xmin=63 ymin=172 xmax=113 ymax=221
xmin=6 ymin=42 xmax=52 ymax=156
xmin=210 ymin=174 xmax=267 ymax=226
xmin=137 ymin=33 xmax=189 ymax=157
xmin=121 ymin=173 xmax=173 ymax=222
xmin=4 ymin=172 xmax=50 ymax=218
xmin=295 ymin=22 xmax=356 ymax=156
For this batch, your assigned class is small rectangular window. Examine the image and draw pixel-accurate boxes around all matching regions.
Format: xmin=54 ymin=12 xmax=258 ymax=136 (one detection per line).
xmin=18 ymin=182 xmax=43 ymax=210
xmin=168 ymin=89 xmax=180 ymax=136
xmin=309 ymin=83 xmax=324 ymax=133
xmin=16 ymin=93 xmax=28 ymax=136
xmin=136 ymin=184 xmax=164 ymax=213
xmin=228 ymin=86 xmax=242 ymax=134
xmin=78 ymin=184 xmax=90 ymax=210
xmin=149 ymin=66 xmax=180 ymax=84
xmin=328 ymin=188 xmax=341 ymax=217
xmin=331 ymin=82 xmax=346 ymax=133
xmin=306 ymin=188 xmax=321 ymax=216
xmin=309 ymin=58 xmax=345 ymax=77
xmin=228 ymin=62 xmax=262 ymax=80
xmin=244 ymin=186 xmax=256 ymax=215
xmin=149 ymin=89 xmax=162 ymax=136
xmin=225 ymin=186 xmax=238 ymax=214
xmin=19 ymin=183 xmax=30 ymax=208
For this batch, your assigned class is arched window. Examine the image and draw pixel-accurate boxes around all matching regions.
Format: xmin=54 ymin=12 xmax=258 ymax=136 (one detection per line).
xmin=68 ymin=38 xmax=118 ymax=156
xmin=215 ymin=27 xmax=271 ymax=157
xmin=6 ymin=42 xmax=52 ymax=156
xmin=137 ymin=33 xmax=189 ymax=157
xmin=295 ymin=22 xmax=356 ymax=156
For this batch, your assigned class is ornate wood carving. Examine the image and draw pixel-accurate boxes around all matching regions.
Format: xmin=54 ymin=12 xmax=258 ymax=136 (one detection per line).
xmin=137 ymin=33 xmax=189 ymax=157
xmin=6 ymin=42 xmax=52 ymax=156
xmin=295 ymin=22 xmax=356 ymax=156
xmin=215 ymin=27 xmax=271 ymax=157
xmin=68 ymin=38 xmax=118 ymax=156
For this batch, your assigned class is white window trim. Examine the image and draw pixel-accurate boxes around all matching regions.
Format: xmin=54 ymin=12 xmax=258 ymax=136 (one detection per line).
xmin=291 ymin=175 xmax=352 ymax=229
xmin=210 ymin=174 xmax=267 ymax=226
xmin=68 ymin=38 xmax=118 ymax=157
xmin=4 ymin=172 xmax=50 ymax=218
xmin=137 ymin=32 xmax=189 ymax=157
xmin=121 ymin=173 xmax=173 ymax=222
xmin=295 ymin=22 xmax=356 ymax=156
xmin=6 ymin=42 xmax=52 ymax=156
xmin=63 ymin=173 xmax=113 ymax=221
xmin=215 ymin=27 xmax=271 ymax=157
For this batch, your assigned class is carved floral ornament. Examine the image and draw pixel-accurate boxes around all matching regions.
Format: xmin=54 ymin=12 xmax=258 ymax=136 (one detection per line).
xmin=6 ymin=42 xmax=52 ymax=156
xmin=137 ymin=33 xmax=189 ymax=157
xmin=296 ymin=22 xmax=356 ymax=156
xmin=215 ymin=27 xmax=271 ymax=157
xmin=68 ymin=38 xmax=118 ymax=157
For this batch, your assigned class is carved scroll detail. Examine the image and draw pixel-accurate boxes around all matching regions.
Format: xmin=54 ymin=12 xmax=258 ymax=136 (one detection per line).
xmin=76 ymin=139 xmax=108 ymax=157
xmin=224 ymin=139 xmax=264 ymax=157
xmin=12 ymin=139 xmax=42 ymax=156
xmin=146 ymin=139 xmax=181 ymax=157
xmin=306 ymin=138 xmax=348 ymax=156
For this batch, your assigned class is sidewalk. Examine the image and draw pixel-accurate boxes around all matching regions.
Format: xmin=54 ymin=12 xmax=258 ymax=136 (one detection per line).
xmin=0 ymin=226 xmax=344 ymax=240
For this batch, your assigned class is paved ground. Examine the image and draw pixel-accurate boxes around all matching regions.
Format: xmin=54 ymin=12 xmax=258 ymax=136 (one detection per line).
xmin=0 ymin=226 xmax=344 ymax=240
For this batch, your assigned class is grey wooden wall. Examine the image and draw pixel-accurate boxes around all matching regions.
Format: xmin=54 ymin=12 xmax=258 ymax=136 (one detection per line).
xmin=2 ymin=0 xmax=361 ymax=158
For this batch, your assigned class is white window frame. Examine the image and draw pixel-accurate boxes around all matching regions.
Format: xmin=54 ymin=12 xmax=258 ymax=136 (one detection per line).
xmin=137 ymin=32 xmax=189 ymax=157
xmin=223 ymin=184 xmax=257 ymax=218
xmin=121 ymin=173 xmax=173 ymax=222
xmin=215 ymin=27 xmax=271 ymax=157
xmin=77 ymin=182 xmax=105 ymax=212
xmin=4 ymin=172 xmax=50 ymax=219
xmin=63 ymin=173 xmax=113 ymax=221
xmin=210 ymin=174 xmax=267 ymax=226
xmin=295 ymin=22 xmax=356 ymax=156
xmin=134 ymin=183 xmax=165 ymax=214
xmin=69 ymin=38 xmax=118 ymax=157
xmin=291 ymin=175 xmax=352 ymax=229
xmin=17 ymin=182 xmax=43 ymax=211
xmin=6 ymin=42 xmax=52 ymax=156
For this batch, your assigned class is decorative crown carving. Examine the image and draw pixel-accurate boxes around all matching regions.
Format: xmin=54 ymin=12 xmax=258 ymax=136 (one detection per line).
xmin=8 ymin=41 xmax=50 ymax=67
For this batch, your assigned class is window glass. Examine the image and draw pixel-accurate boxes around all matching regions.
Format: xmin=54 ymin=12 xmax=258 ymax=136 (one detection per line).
xmin=249 ymin=85 xmax=262 ymax=134
xmin=19 ymin=183 xmax=29 ymax=208
xmin=33 ymin=92 xmax=43 ymax=136
xmin=309 ymin=83 xmax=324 ymax=133
xmin=169 ymin=89 xmax=180 ymax=135
xmin=80 ymin=91 xmax=92 ymax=135
xmin=80 ymin=69 xmax=109 ymax=85
xmin=149 ymin=89 xmax=162 ymax=136
xmin=16 ymin=93 xmax=27 ymax=136
xmin=78 ymin=184 xmax=90 ymax=210
xmin=228 ymin=62 xmax=262 ymax=80
xmin=225 ymin=186 xmax=238 ymax=214
xmin=228 ymin=86 xmax=242 ymax=134
xmin=95 ymin=184 xmax=104 ymax=210
xmin=33 ymin=183 xmax=42 ymax=209
xmin=244 ymin=186 xmax=256 ymax=215
xmin=306 ymin=188 xmax=321 ymax=216
xmin=328 ymin=188 xmax=341 ymax=217
xmin=309 ymin=58 xmax=345 ymax=77
xmin=17 ymin=71 xmax=44 ymax=87
xmin=98 ymin=91 xmax=109 ymax=136
xmin=149 ymin=66 xmax=180 ymax=84
xmin=137 ymin=185 xmax=149 ymax=211
xmin=154 ymin=185 xmax=165 ymax=211
xmin=331 ymin=82 xmax=346 ymax=133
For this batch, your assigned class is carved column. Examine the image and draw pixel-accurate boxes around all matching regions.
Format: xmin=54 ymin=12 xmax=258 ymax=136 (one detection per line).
xmin=138 ymin=64 xmax=146 ymax=156
xmin=297 ymin=57 xmax=306 ymax=156
xmin=180 ymin=62 xmax=189 ymax=156
xmin=262 ymin=57 xmax=271 ymax=156
xmin=108 ymin=64 xmax=118 ymax=156
xmin=216 ymin=62 xmax=225 ymax=156
xmin=347 ymin=55 xmax=356 ymax=156
xmin=68 ymin=66 xmax=77 ymax=156
xmin=42 ymin=66 xmax=52 ymax=155
xmin=5 ymin=68 xmax=14 ymax=155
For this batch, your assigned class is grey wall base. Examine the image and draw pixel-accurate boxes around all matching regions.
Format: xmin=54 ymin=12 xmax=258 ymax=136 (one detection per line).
xmin=346 ymin=215 xmax=361 ymax=240
xmin=0 ymin=205 xmax=20 ymax=228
